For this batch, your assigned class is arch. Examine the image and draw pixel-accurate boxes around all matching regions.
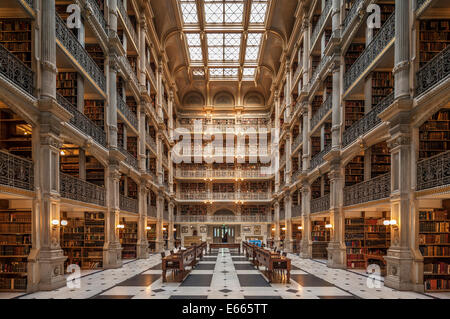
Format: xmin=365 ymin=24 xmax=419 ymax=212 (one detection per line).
xmin=213 ymin=91 xmax=235 ymax=108
xmin=244 ymin=91 xmax=265 ymax=107
xmin=183 ymin=91 xmax=205 ymax=108
xmin=214 ymin=209 xmax=235 ymax=216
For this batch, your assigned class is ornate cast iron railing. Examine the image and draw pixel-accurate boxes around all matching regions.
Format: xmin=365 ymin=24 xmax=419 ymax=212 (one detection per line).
xmin=311 ymin=194 xmax=330 ymax=214
xmin=311 ymin=95 xmax=332 ymax=130
xmin=0 ymin=150 xmax=34 ymax=191
xmin=342 ymin=92 xmax=394 ymax=147
xmin=416 ymin=0 xmax=427 ymax=11
xmin=146 ymin=133 xmax=157 ymax=150
xmin=343 ymin=173 xmax=391 ymax=206
xmin=343 ymin=13 xmax=395 ymax=92
xmin=292 ymin=205 xmax=302 ymax=217
xmin=117 ymin=0 xmax=138 ymax=46
xmin=292 ymin=134 xmax=303 ymax=151
xmin=86 ymin=0 xmax=107 ymax=33
xmin=310 ymin=144 xmax=331 ymax=171
xmin=416 ymin=45 xmax=450 ymax=96
xmin=55 ymin=14 xmax=106 ymax=92
xmin=24 ymin=0 xmax=33 ymax=8
xmin=60 ymin=173 xmax=105 ymax=206
xmin=309 ymin=55 xmax=331 ymax=89
xmin=0 ymin=43 xmax=34 ymax=95
xmin=120 ymin=194 xmax=138 ymax=213
xmin=175 ymin=215 xmax=271 ymax=223
xmin=57 ymin=93 xmax=107 ymax=147
xmin=311 ymin=0 xmax=332 ymax=47
xmin=122 ymin=55 xmax=139 ymax=88
xmin=417 ymin=151 xmax=450 ymax=191
xmin=119 ymin=147 xmax=138 ymax=170
xmin=116 ymin=95 xmax=138 ymax=129
xmin=343 ymin=0 xmax=364 ymax=34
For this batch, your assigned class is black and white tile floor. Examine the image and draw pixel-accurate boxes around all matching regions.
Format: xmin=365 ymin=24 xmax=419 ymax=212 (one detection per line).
xmin=3 ymin=249 xmax=450 ymax=299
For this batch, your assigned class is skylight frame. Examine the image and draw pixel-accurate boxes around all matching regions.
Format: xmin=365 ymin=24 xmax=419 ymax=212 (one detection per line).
xmin=179 ymin=0 xmax=199 ymax=24
xmin=204 ymin=0 xmax=245 ymax=24
xmin=207 ymin=33 xmax=242 ymax=62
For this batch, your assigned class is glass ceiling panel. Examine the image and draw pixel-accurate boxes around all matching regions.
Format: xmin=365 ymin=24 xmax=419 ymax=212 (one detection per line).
xmin=209 ymin=68 xmax=239 ymax=78
xmin=250 ymin=1 xmax=268 ymax=24
xmin=180 ymin=1 xmax=198 ymax=24
xmin=245 ymin=33 xmax=263 ymax=61
xmin=189 ymin=47 xmax=203 ymax=61
xmin=204 ymin=1 xmax=244 ymax=24
xmin=207 ymin=33 xmax=241 ymax=61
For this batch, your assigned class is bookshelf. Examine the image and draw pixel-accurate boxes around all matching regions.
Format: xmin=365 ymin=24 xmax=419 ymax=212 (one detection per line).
xmin=85 ymin=43 xmax=104 ymax=71
xmin=57 ymin=72 xmax=78 ymax=106
xmin=0 ymin=208 xmax=31 ymax=292
xmin=311 ymin=95 xmax=323 ymax=116
xmin=84 ymin=100 xmax=105 ymax=130
xmin=180 ymin=205 xmax=207 ymax=215
xmin=60 ymin=212 xmax=105 ymax=271
xmin=0 ymin=110 xmax=32 ymax=159
xmin=120 ymin=220 xmax=137 ymax=259
xmin=419 ymin=109 xmax=450 ymax=160
xmin=345 ymin=43 xmax=365 ymax=71
xmin=371 ymin=71 xmax=394 ymax=107
xmin=371 ymin=142 xmax=391 ymax=178
xmin=364 ymin=216 xmax=391 ymax=276
xmin=345 ymin=217 xmax=365 ymax=269
xmin=60 ymin=149 xmax=80 ymax=178
xmin=147 ymin=223 xmax=156 ymax=252
xmin=419 ymin=206 xmax=450 ymax=292
xmin=126 ymin=96 xmax=138 ymax=116
xmin=311 ymin=136 xmax=321 ymax=158
xmin=311 ymin=220 xmax=330 ymax=259
xmin=419 ymin=20 xmax=450 ymax=68
xmin=345 ymin=100 xmax=365 ymax=129
xmin=241 ymin=205 xmax=267 ymax=216
xmin=0 ymin=19 xmax=32 ymax=68
xmin=373 ymin=4 xmax=395 ymax=38
xmin=311 ymin=178 xmax=321 ymax=200
xmin=345 ymin=156 xmax=364 ymax=186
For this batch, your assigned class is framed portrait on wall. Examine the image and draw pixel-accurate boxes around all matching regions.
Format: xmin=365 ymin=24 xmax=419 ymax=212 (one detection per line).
xmin=254 ymin=225 xmax=261 ymax=235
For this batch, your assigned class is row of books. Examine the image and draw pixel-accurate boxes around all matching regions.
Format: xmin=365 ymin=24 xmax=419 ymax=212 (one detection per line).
xmin=0 ymin=224 xmax=31 ymax=233
xmin=0 ymin=246 xmax=30 ymax=256
xmin=0 ymin=235 xmax=31 ymax=245
xmin=0 ymin=261 xmax=27 ymax=273
xmin=420 ymin=246 xmax=450 ymax=257
xmin=419 ymin=234 xmax=449 ymax=245
xmin=0 ymin=213 xmax=31 ymax=223
xmin=425 ymin=279 xmax=450 ymax=291
xmin=419 ymin=222 xmax=450 ymax=233
xmin=419 ymin=210 xmax=448 ymax=221
xmin=0 ymin=277 xmax=27 ymax=291
xmin=424 ymin=262 xmax=450 ymax=275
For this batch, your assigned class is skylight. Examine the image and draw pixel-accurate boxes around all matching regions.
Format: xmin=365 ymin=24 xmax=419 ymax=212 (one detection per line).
xmin=180 ymin=1 xmax=198 ymax=24
xmin=186 ymin=33 xmax=203 ymax=61
xmin=209 ymin=68 xmax=239 ymax=78
xmin=204 ymin=0 xmax=244 ymax=24
xmin=249 ymin=1 xmax=268 ymax=24
xmin=245 ymin=33 xmax=262 ymax=61
xmin=207 ymin=33 xmax=241 ymax=61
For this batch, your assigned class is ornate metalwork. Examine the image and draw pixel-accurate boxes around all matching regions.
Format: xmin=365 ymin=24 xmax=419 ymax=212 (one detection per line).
xmin=57 ymin=93 xmax=107 ymax=147
xmin=55 ymin=14 xmax=106 ymax=92
xmin=309 ymin=55 xmax=331 ymax=89
xmin=121 ymin=55 xmax=139 ymax=88
xmin=311 ymin=0 xmax=332 ymax=47
xmin=119 ymin=147 xmax=138 ymax=170
xmin=86 ymin=0 xmax=106 ymax=32
xmin=60 ymin=173 xmax=105 ymax=206
xmin=343 ymin=0 xmax=364 ymax=34
xmin=0 ymin=43 xmax=34 ymax=95
xmin=416 ymin=45 xmax=450 ymax=96
xmin=175 ymin=215 xmax=271 ymax=223
xmin=293 ymin=134 xmax=302 ymax=151
xmin=310 ymin=144 xmax=331 ymax=171
xmin=417 ymin=151 xmax=450 ymax=191
xmin=146 ymin=133 xmax=157 ymax=150
xmin=311 ymin=194 xmax=330 ymax=214
xmin=342 ymin=92 xmax=394 ymax=147
xmin=416 ymin=0 xmax=427 ymax=10
xmin=344 ymin=13 xmax=395 ymax=92
xmin=292 ymin=205 xmax=302 ymax=218
xmin=343 ymin=173 xmax=391 ymax=206
xmin=24 ymin=0 xmax=33 ymax=7
xmin=311 ymin=95 xmax=332 ymax=130
xmin=116 ymin=95 xmax=138 ymax=129
xmin=117 ymin=0 xmax=138 ymax=46
xmin=0 ymin=150 xmax=34 ymax=191
xmin=120 ymin=194 xmax=138 ymax=213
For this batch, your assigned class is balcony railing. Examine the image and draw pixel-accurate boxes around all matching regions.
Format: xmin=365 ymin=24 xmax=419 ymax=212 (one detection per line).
xmin=177 ymin=192 xmax=271 ymax=201
xmin=309 ymin=56 xmax=331 ymax=89
xmin=311 ymin=0 xmax=332 ymax=47
xmin=122 ymin=56 xmax=139 ymax=88
xmin=311 ymin=95 xmax=332 ymax=130
xmin=292 ymin=205 xmax=302 ymax=218
xmin=292 ymin=169 xmax=302 ymax=181
xmin=240 ymin=192 xmax=271 ymax=200
xmin=119 ymin=194 xmax=138 ymax=213
xmin=55 ymin=13 xmax=106 ymax=92
xmin=311 ymin=194 xmax=330 ymax=214
xmin=343 ymin=13 xmax=395 ymax=92
xmin=292 ymin=134 xmax=303 ymax=151
xmin=416 ymin=45 xmax=450 ymax=96
xmin=342 ymin=92 xmax=394 ymax=148
xmin=146 ymin=133 xmax=156 ymax=151
xmin=117 ymin=0 xmax=138 ymax=46
xmin=177 ymin=192 xmax=209 ymax=200
xmin=416 ymin=0 xmax=427 ymax=11
xmin=147 ymin=205 xmax=157 ymax=218
xmin=57 ymin=93 xmax=107 ymax=147
xmin=174 ymin=215 xmax=272 ymax=223
xmin=24 ymin=0 xmax=33 ymax=8
xmin=212 ymin=192 xmax=236 ymax=200
xmin=86 ymin=0 xmax=107 ymax=33
xmin=310 ymin=144 xmax=331 ymax=171
xmin=343 ymin=0 xmax=364 ymax=34
xmin=0 ymin=150 xmax=34 ymax=191
xmin=60 ymin=173 xmax=105 ymax=206
xmin=176 ymin=169 xmax=208 ymax=178
xmin=119 ymin=147 xmax=138 ymax=170
xmin=344 ymin=173 xmax=391 ymax=206
xmin=417 ymin=150 xmax=450 ymax=191
xmin=117 ymin=95 xmax=138 ymax=129
xmin=0 ymin=43 xmax=34 ymax=95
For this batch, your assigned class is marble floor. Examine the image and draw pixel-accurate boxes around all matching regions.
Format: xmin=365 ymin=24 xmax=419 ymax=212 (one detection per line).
xmin=2 ymin=249 xmax=450 ymax=299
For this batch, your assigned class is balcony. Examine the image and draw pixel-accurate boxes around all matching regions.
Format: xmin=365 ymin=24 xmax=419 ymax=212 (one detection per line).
xmin=343 ymin=173 xmax=391 ymax=207
xmin=0 ymin=43 xmax=34 ymax=96
xmin=309 ymin=55 xmax=331 ymax=92
xmin=342 ymin=0 xmax=364 ymax=36
xmin=343 ymin=13 xmax=395 ymax=94
xmin=212 ymin=193 xmax=236 ymax=201
xmin=119 ymin=147 xmax=138 ymax=170
xmin=117 ymin=0 xmax=138 ymax=48
xmin=240 ymin=192 xmax=271 ymax=200
xmin=310 ymin=144 xmax=331 ymax=171
xmin=84 ymin=0 xmax=107 ymax=34
xmin=177 ymin=192 xmax=271 ymax=201
xmin=292 ymin=205 xmax=302 ymax=218
xmin=119 ymin=194 xmax=138 ymax=213
xmin=342 ymin=93 xmax=394 ymax=148
xmin=177 ymin=192 xmax=209 ymax=201
xmin=292 ymin=134 xmax=303 ymax=152
xmin=117 ymin=95 xmax=138 ymax=130
xmin=146 ymin=133 xmax=157 ymax=151
xmin=174 ymin=215 xmax=272 ymax=224
xmin=311 ymin=194 xmax=330 ymax=214
xmin=0 ymin=150 xmax=34 ymax=192
xmin=417 ymin=151 xmax=450 ymax=191
xmin=147 ymin=205 xmax=157 ymax=218
xmin=121 ymin=56 xmax=140 ymax=90
xmin=310 ymin=95 xmax=332 ymax=130
xmin=57 ymin=93 xmax=107 ymax=147
xmin=60 ymin=173 xmax=105 ymax=207
xmin=55 ymin=13 xmax=106 ymax=93
xmin=176 ymin=169 xmax=208 ymax=179
xmin=310 ymin=0 xmax=332 ymax=49
xmin=416 ymin=45 xmax=450 ymax=96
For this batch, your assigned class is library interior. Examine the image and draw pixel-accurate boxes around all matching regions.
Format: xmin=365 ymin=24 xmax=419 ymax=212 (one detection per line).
xmin=0 ymin=0 xmax=449 ymax=300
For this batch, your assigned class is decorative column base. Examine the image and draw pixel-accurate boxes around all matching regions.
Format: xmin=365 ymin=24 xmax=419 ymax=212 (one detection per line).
xmin=326 ymin=242 xmax=347 ymax=269
xmin=299 ymin=239 xmax=312 ymax=259
xmin=155 ymin=240 xmax=165 ymax=252
xmin=27 ymin=248 xmax=67 ymax=292
xmin=384 ymin=247 xmax=423 ymax=292
xmin=136 ymin=241 xmax=149 ymax=259
xmin=103 ymin=243 xmax=123 ymax=269
xmin=168 ymin=239 xmax=174 ymax=250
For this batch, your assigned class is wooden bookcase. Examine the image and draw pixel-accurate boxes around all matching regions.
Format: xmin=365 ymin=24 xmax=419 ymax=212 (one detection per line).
xmin=371 ymin=142 xmax=390 ymax=178
xmin=85 ymin=43 xmax=104 ymax=71
xmin=419 ymin=207 xmax=450 ymax=292
xmin=0 ymin=208 xmax=31 ymax=291
xmin=345 ymin=217 xmax=365 ymax=269
xmin=311 ymin=95 xmax=323 ymax=117
xmin=345 ymin=100 xmax=365 ymax=129
xmin=0 ymin=109 xmax=32 ymax=159
xmin=419 ymin=109 xmax=450 ymax=160
xmin=419 ymin=19 xmax=450 ymax=67
xmin=84 ymin=100 xmax=105 ymax=130
xmin=345 ymin=155 xmax=364 ymax=186
xmin=180 ymin=205 xmax=207 ymax=215
xmin=311 ymin=219 xmax=330 ymax=259
xmin=345 ymin=43 xmax=365 ymax=71
xmin=364 ymin=216 xmax=391 ymax=276
xmin=147 ymin=223 xmax=156 ymax=252
xmin=120 ymin=220 xmax=137 ymax=259
xmin=371 ymin=71 xmax=394 ymax=107
xmin=57 ymin=72 xmax=78 ymax=106
xmin=0 ymin=19 xmax=32 ymax=68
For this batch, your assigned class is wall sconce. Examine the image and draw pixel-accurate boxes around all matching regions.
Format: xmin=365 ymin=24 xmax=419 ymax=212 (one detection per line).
xmin=60 ymin=220 xmax=68 ymax=227
xmin=298 ymin=226 xmax=303 ymax=230
xmin=117 ymin=224 xmax=125 ymax=229
xmin=325 ymin=224 xmax=333 ymax=229
xmin=60 ymin=150 xmax=65 ymax=156
xmin=51 ymin=219 xmax=60 ymax=229
xmin=281 ymin=227 xmax=286 ymax=231
xmin=146 ymin=226 xmax=151 ymax=230
xmin=162 ymin=227 xmax=167 ymax=231
xmin=383 ymin=220 xmax=398 ymax=228
xmin=271 ymin=227 xmax=276 ymax=231
xmin=173 ymin=228 xmax=177 ymax=231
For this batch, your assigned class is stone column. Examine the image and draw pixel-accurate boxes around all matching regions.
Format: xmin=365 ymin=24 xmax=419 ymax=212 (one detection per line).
xmin=138 ymin=108 xmax=146 ymax=171
xmin=284 ymin=194 xmax=293 ymax=252
xmin=274 ymin=200 xmax=281 ymax=249
xmin=136 ymin=182 xmax=149 ymax=259
xmin=285 ymin=132 xmax=292 ymax=185
xmin=274 ymin=91 xmax=280 ymax=192
xmin=156 ymin=133 xmax=163 ymax=185
xmin=393 ymin=0 xmax=411 ymax=100
xmin=300 ymin=182 xmax=312 ymax=258
xmin=168 ymin=201 xmax=175 ymax=249
xmin=155 ymin=192 xmax=164 ymax=252
xmin=79 ymin=148 xmax=86 ymax=180
xmin=301 ymin=103 xmax=310 ymax=171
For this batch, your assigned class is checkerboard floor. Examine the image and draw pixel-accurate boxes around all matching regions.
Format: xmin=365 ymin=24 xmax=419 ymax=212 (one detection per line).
xmin=4 ymin=249 xmax=450 ymax=299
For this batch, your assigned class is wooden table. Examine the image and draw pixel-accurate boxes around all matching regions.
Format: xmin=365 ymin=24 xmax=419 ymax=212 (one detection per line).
xmin=209 ymin=243 xmax=241 ymax=255
xmin=162 ymin=246 xmax=196 ymax=282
